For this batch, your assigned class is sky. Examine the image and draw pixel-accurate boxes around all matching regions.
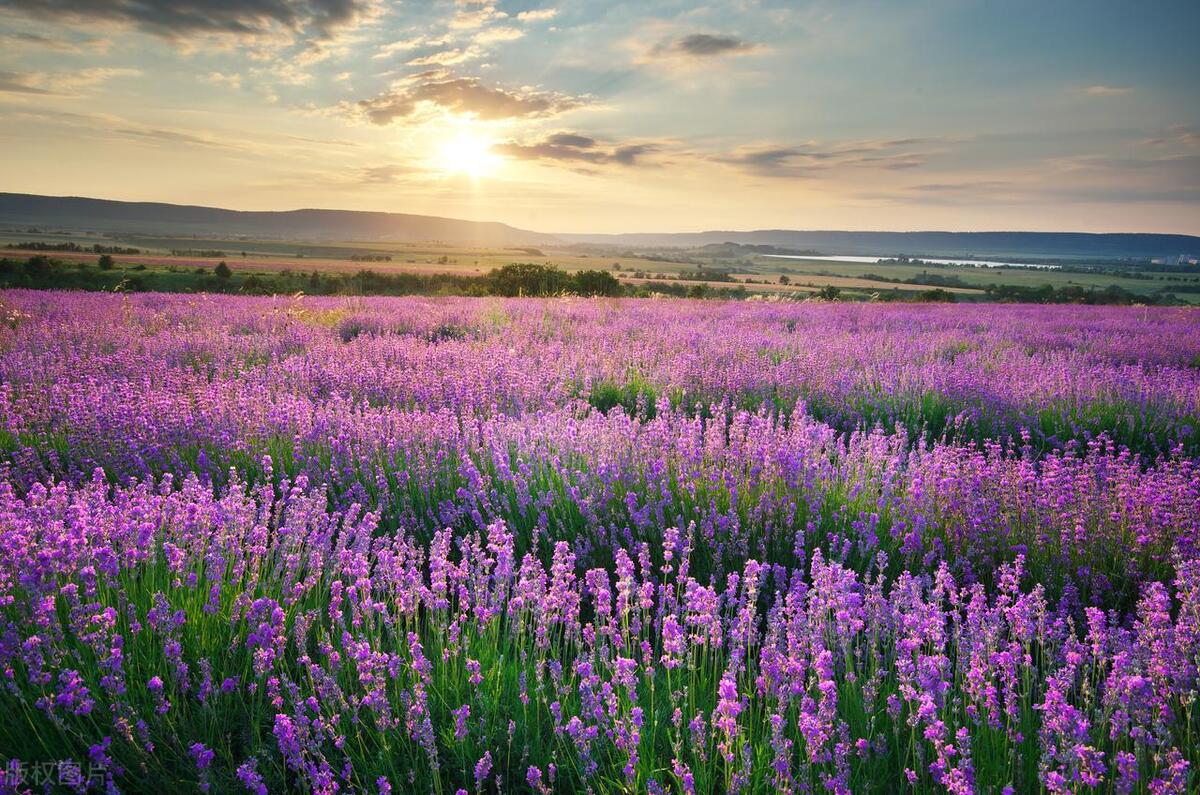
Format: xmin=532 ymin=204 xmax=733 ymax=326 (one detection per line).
xmin=0 ymin=0 xmax=1197 ymax=235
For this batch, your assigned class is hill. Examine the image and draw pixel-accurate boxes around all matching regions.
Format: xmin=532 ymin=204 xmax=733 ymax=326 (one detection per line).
xmin=0 ymin=193 xmax=556 ymax=246
xmin=3 ymin=193 xmax=1198 ymax=260
xmin=561 ymin=230 xmax=1200 ymax=260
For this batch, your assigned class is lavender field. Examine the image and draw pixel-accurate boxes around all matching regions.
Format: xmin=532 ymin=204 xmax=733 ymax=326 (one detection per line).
xmin=1 ymin=291 xmax=1198 ymax=794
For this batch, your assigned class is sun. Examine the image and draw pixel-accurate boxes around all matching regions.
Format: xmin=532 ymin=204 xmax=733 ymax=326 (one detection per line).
xmin=436 ymin=131 xmax=501 ymax=179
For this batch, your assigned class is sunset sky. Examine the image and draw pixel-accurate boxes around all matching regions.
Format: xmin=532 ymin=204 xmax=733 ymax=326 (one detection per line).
xmin=0 ymin=0 xmax=1197 ymax=235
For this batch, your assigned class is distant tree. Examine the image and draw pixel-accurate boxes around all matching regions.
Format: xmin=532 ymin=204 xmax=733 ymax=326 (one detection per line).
xmin=778 ymin=274 xmax=789 ymax=285
xmin=24 ymin=255 xmax=53 ymax=277
xmin=214 ymin=261 xmax=233 ymax=279
xmin=816 ymin=285 xmax=841 ymax=301
xmin=487 ymin=263 xmax=570 ymax=297
xmin=97 ymin=254 xmax=115 ymax=270
xmin=572 ymin=269 xmax=622 ymax=297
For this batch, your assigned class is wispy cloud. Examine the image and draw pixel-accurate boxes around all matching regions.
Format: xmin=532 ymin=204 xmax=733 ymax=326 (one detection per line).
xmin=0 ymin=0 xmax=376 ymax=42
xmin=449 ymin=1 xmax=506 ymax=31
xmin=1141 ymin=125 xmax=1200 ymax=148
xmin=406 ymin=47 xmax=484 ymax=66
xmin=202 ymin=72 xmax=243 ymax=90
xmin=1083 ymin=84 xmax=1131 ymax=96
xmin=0 ymin=67 xmax=141 ymax=96
xmin=374 ymin=35 xmax=448 ymax=59
xmin=358 ymin=164 xmax=410 ymax=184
xmin=0 ymin=30 xmax=111 ymax=53
xmin=474 ymin=26 xmax=525 ymax=44
xmin=716 ymin=139 xmax=939 ymax=177
xmin=516 ymin=8 xmax=557 ymax=23
xmin=0 ymin=71 xmax=55 ymax=95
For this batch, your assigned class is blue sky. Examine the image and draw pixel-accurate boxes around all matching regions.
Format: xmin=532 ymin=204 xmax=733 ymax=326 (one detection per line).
xmin=0 ymin=0 xmax=1197 ymax=233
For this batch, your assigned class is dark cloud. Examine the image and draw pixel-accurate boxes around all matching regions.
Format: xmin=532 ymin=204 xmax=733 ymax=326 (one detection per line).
xmin=652 ymin=33 xmax=761 ymax=59
xmin=612 ymin=144 xmax=657 ymax=165
xmin=495 ymin=132 xmax=660 ymax=169
xmin=678 ymin=33 xmax=754 ymax=56
xmin=0 ymin=0 xmax=369 ymax=40
xmin=354 ymin=75 xmax=582 ymax=124
xmin=543 ymin=132 xmax=596 ymax=148
xmin=721 ymin=146 xmax=804 ymax=169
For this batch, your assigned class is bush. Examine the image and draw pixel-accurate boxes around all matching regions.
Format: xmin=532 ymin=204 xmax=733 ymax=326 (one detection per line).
xmin=917 ymin=288 xmax=956 ymax=302
xmin=487 ymin=263 xmax=571 ymax=297
xmin=571 ymin=269 xmax=622 ymax=297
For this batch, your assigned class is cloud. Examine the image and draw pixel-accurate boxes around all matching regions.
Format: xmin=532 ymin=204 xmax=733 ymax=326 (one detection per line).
xmin=867 ymin=144 xmax=1200 ymax=207
xmin=0 ymin=0 xmax=373 ymax=42
xmin=43 ymin=67 xmax=141 ymax=91
xmin=0 ymin=67 xmax=140 ymax=95
xmin=1141 ymin=125 xmax=1200 ymax=148
xmin=202 ymin=72 xmax=243 ymax=90
xmin=1083 ymin=84 xmax=1131 ymax=96
xmin=611 ymin=144 xmax=658 ymax=165
xmin=543 ymin=132 xmax=596 ymax=148
xmin=0 ymin=71 xmax=55 ymax=95
xmin=473 ymin=26 xmax=524 ymax=44
xmin=1 ymin=105 xmax=349 ymax=162
xmin=352 ymin=73 xmax=584 ymax=124
xmin=905 ymin=181 xmax=1018 ymax=195
xmin=716 ymin=138 xmax=937 ymax=177
xmin=495 ymin=131 xmax=660 ymax=169
xmin=112 ymin=126 xmax=242 ymax=150
xmin=359 ymin=164 xmax=409 ymax=183
xmin=651 ymin=33 xmax=764 ymax=59
xmin=0 ymin=31 xmax=111 ymax=53
xmin=516 ymin=8 xmax=557 ymax=22
xmin=406 ymin=47 xmax=484 ymax=66
xmin=374 ymin=35 xmax=448 ymax=59
xmin=450 ymin=1 xmax=506 ymax=30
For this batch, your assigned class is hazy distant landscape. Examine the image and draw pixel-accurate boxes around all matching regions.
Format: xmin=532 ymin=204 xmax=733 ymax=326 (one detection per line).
xmin=1 ymin=1 xmax=1198 ymax=793
xmin=4 ymin=193 xmax=1200 ymax=304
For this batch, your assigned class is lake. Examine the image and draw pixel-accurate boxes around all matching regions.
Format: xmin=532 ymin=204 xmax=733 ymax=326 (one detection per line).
xmin=764 ymin=254 xmax=1061 ymax=270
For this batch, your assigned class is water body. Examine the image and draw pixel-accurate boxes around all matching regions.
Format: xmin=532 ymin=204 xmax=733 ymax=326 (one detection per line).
xmin=764 ymin=254 xmax=1061 ymax=270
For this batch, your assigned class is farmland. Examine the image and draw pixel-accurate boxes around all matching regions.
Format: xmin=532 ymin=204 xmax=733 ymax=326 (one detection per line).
xmin=0 ymin=292 xmax=1197 ymax=793
xmin=4 ymin=228 xmax=1197 ymax=303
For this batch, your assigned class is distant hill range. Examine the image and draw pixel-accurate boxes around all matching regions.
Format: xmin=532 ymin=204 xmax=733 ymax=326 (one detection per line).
xmin=0 ymin=193 xmax=556 ymax=247
xmin=2 ymin=193 xmax=1197 ymax=259
xmin=561 ymin=230 xmax=1200 ymax=260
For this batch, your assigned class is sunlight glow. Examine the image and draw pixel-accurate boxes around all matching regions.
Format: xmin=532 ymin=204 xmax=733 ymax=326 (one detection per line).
xmin=436 ymin=130 xmax=501 ymax=179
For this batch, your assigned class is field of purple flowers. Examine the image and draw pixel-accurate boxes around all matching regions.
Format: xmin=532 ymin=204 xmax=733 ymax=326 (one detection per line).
xmin=0 ymin=291 xmax=1198 ymax=794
